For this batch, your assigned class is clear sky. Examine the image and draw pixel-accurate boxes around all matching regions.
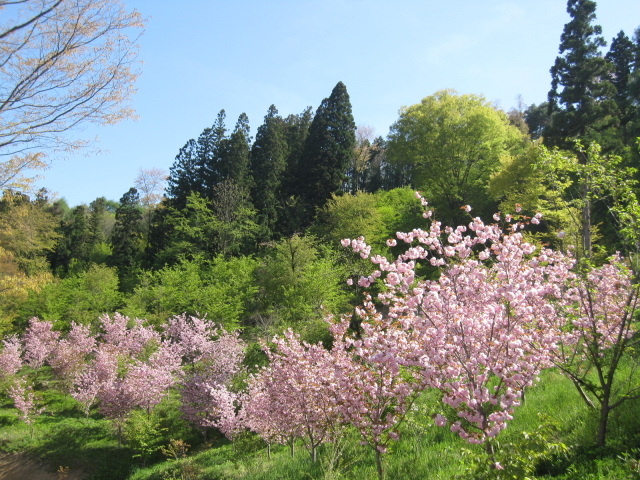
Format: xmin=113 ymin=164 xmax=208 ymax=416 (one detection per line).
xmin=34 ymin=0 xmax=640 ymax=207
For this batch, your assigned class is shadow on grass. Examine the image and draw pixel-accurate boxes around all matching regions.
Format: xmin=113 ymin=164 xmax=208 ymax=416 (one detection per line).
xmin=30 ymin=420 xmax=135 ymax=480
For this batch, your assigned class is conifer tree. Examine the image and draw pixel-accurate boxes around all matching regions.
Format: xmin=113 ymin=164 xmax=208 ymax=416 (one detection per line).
xmin=278 ymin=107 xmax=313 ymax=236
xmin=166 ymin=110 xmax=229 ymax=209
xmin=110 ymin=188 xmax=144 ymax=290
xmin=166 ymin=139 xmax=200 ymax=210
xmin=250 ymin=105 xmax=288 ymax=240
xmin=605 ymin=31 xmax=637 ymax=151
xmin=199 ymin=110 xmax=228 ymax=198
xmin=546 ymin=0 xmax=618 ymax=151
xmin=221 ymin=113 xmax=252 ymax=190
xmin=297 ymin=82 xmax=356 ymax=221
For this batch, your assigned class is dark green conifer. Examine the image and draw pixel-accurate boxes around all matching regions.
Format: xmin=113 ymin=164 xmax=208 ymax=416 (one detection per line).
xmin=297 ymin=82 xmax=356 ymax=222
xmin=250 ymin=105 xmax=288 ymax=240
xmin=546 ymin=0 xmax=618 ymax=151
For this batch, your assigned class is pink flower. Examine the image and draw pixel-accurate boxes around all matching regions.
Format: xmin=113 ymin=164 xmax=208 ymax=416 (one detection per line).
xmin=434 ymin=414 xmax=447 ymax=427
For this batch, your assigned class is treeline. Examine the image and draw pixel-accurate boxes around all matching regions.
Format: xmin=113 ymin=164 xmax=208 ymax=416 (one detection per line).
xmin=0 ymin=1 xmax=639 ymax=340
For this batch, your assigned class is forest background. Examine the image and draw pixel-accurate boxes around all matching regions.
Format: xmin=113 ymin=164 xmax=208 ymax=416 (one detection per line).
xmin=1 ymin=0 xmax=640 ymax=479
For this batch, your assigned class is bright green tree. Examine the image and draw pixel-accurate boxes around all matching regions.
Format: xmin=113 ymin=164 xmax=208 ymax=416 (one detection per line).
xmin=254 ymin=235 xmax=350 ymax=333
xmin=124 ymin=256 xmax=257 ymax=330
xmin=387 ymin=89 xmax=524 ymax=225
xmin=19 ymin=264 xmax=122 ymax=330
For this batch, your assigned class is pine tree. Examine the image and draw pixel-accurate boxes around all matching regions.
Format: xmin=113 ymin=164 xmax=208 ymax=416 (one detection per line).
xmin=49 ymin=205 xmax=91 ymax=275
xmin=297 ymin=82 xmax=356 ymax=222
xmin=250 ymin=105 xmax=288 ymax=240
xmin=546 ymin=0 xmax=618 ymax=152
xmin=166 ymin=110 xmax=229 ymax=209
xmin=629 ymin=29 xmax=640 ymax=153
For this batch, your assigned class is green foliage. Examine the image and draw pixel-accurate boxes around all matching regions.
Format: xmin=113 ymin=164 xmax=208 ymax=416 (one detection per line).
xmin=387 ymin=89 xmax=524 ymax=224
xmin=19 ymin=264 xmax=122 ymax=330
xmin=460 ymin=415 xmax=568 ymax=480
xmin=253 ymin=235 xmax=350 ymax=331
xmin=297 ymin=82 xmax=357 ymax=221
xmin=315 ymin=191 xmax=383 ymax=247
xmin=125 ymin=256 xmax=257 ymax=330
xmin=0 ymin=191 xmax=60 ymax=276
xmin=124 ymin=410 xmax=168 ymax=467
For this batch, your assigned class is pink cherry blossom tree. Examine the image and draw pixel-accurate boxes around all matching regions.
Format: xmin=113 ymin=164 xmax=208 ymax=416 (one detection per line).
xmin=22 ymin=317 xmax=60 ymax=369
xmin=242 ymin=330 xmax=345 ymax=462
xmin=342 ymin=200 xmax=573 ymax=452
xmin=49 ymin=322 xmax=96 ymax=392
xmin=551 ymin=256 xmax=640 ymax=447
xmin=0 ymin=336 xmax=22 ymax=381
xmin=8 ymin=377 xmax=45 ymax=437
xmin=165 ymin=315 xmax=245 ymax=440
xmin=72 ymin=314 xmax=181 ymax=442
xmin=328 ymin=314 xmax=423 ymax=480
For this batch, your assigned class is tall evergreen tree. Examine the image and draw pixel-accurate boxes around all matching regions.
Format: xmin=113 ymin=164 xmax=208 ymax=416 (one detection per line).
xmin=606 ymin=30 xmax=637 ymax=150
xmin=546 ymin=0 xmax=618 ymax=152
xmin=278 ymin=107 xmax=314 ymax=236
xmin=250 ymin=105 xmax=288 ymax=240
xmin=221 ymin=113 xmax=252 ymax=189
xmin=110 ymin=188 xmax=144 ymax=291
xmin=629 ymin=29 xmax=640 ymax=152
xmin=199 ymin=109 xmax=228 ymax=199
xmin=166 ymin=139 xmax=200 ymax=210
xmin=166 ymin=110 xmax=229 ymax=209
xmin=49 ymin=205 xmax=91 ymax=275
xmin=297 ymin=82 xmax=356 ymax=222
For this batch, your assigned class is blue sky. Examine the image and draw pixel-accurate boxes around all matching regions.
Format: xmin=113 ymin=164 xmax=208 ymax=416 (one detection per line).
xmin=35 ymin=0 xmax=640 ymax=206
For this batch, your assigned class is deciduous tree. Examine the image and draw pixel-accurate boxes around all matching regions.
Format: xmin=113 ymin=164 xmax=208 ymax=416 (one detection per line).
xmin=386 ymin=90 xmax=523 ymax=225
xmin=0 ymin=0 xmax=144 ymax=190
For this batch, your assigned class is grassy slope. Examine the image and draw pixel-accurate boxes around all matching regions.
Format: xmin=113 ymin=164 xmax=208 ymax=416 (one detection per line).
xmin=1 ymin=369 xmax=640 ymax=480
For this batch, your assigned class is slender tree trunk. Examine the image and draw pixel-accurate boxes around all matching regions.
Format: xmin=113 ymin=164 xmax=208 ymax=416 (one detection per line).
xmin=289 ymin=436 xmax=295 ymax=457
xmin=375 ymin=448 xmax=384 ymax=480
xmin=582 ymin=184 xmax=592 ymax=260
xmin=597 ymin=393 xmax=611 ymax=447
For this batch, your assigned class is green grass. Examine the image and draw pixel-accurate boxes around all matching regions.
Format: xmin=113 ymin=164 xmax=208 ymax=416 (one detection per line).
xmin=2 ymin=368 xmax=640 ymax=479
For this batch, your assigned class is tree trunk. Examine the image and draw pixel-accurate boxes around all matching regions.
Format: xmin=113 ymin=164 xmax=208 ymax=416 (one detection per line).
xmin=375 ymin=448 xmax=384 ymax=480
xmin=289 ymin=436 xmax=295 ymax=457
xmin=597 ymin=398 xmax=610 ymax=447
xmin=582 ymin=182 xmax=592 ymax=260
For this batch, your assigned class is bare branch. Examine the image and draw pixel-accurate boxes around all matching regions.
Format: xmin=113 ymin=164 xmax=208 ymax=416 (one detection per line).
xmin=0 ymin=0 xmax=144 ymax=190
